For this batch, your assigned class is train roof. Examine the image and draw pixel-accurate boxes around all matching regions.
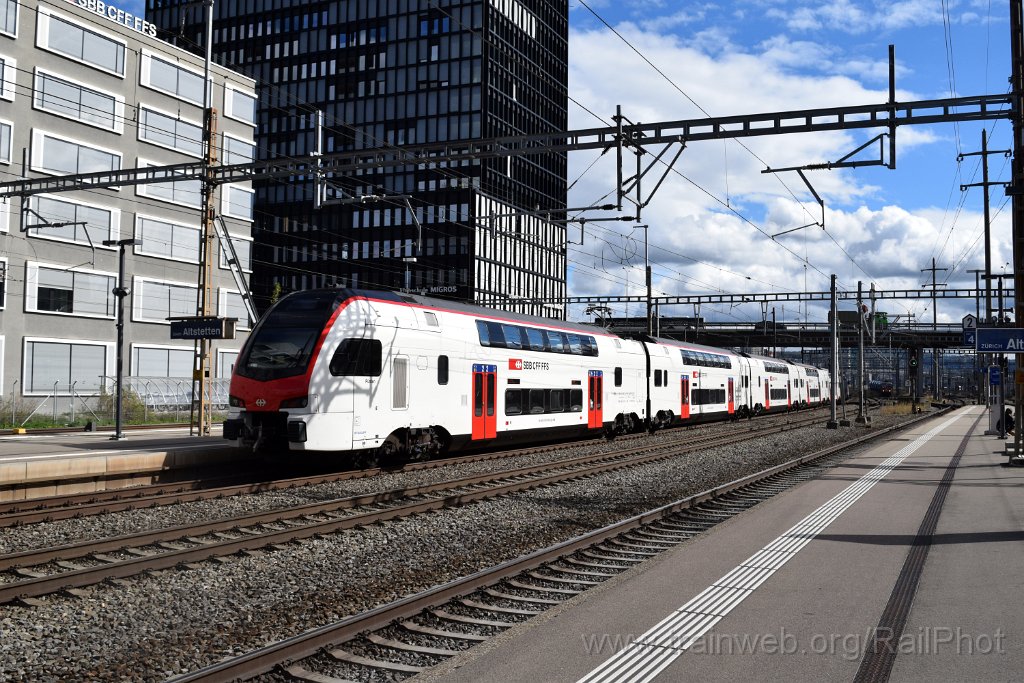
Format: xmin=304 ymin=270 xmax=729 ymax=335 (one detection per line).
xmin=289 ymin=288 xmax=618 ymax=338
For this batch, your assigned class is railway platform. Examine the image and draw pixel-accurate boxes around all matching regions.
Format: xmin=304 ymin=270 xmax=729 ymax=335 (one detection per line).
xmin=0 ymin=426 xmax=242 ymax=499
xmin=421 ymin=406 xmax=1024 ymax=682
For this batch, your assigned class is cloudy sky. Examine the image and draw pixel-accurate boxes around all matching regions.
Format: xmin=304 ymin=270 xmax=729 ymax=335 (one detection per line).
xmin=117 ymin=0 xmax=1011 ymax=327
xmin=564 ymin=0 xmax=1012 ymax=328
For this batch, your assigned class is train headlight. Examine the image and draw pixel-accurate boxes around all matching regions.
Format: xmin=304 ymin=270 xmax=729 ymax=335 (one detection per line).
xmin=229 ymin=395 xmax=245 ymax=408
xmin=280 ymin=395 xmax=309 ymax=409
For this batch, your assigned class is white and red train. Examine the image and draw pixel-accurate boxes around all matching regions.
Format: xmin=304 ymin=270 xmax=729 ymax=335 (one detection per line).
xmin=224 ymin=289 xmax=833 ymax=456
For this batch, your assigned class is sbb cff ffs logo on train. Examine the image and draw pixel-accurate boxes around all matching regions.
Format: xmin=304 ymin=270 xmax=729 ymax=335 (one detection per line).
xmin=508 ymin=359 xmax=551 ymax=371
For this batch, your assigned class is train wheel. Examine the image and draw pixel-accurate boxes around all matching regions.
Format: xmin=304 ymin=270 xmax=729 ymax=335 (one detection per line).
xmin=377 ymin=434 xmax=408 ymax=468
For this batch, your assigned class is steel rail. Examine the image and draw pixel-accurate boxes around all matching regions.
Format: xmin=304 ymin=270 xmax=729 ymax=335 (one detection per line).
xmin=0 ymin=412 xmax=825 ymax=602
xmin=167 ymin=407 xmax=953 ymax=682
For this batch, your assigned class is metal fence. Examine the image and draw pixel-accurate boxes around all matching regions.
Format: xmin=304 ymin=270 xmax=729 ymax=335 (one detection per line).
xmin=3 ymin=377 xmax=231 ymax=427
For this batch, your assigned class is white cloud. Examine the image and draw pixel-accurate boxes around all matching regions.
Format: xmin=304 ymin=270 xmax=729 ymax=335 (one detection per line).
xmin=766 ymin=0 xmax=948 ymax=34
xmin=565 ymin=21 xmax=990 ymax=324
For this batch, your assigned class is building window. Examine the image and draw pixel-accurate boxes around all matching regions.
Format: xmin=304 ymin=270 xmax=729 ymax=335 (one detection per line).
xmin=224 ymin=83 xmax=256 ymax=125
xmin=139 ymin=106 xmax=203 ymax=157
xmin=0 ymin=55 xmax=16 ymax=100
xmin=0 ymin=0 xmax=16 ymax=37
xmin=0 ymin=257 xmax=6 ymax=308
xmin=133 ymin=277 xmax=197 ymax=323
xmin=34 ymin=70 xmax=123 ymax=132
xmin=27 ymin=264 xmax=115 ymax=318
xmin=26 ymin=195 xmax=118 ymax=247
xmin=31 ymin=130 xmax=121 ymax=176
xmin=0 ymin=118 xmax=9 ymax=164
xmin=136 ymin=159 xmax=201 ymax=207
xmin=132 ymin=345 xmax=193 ymax=377
xmin=222 ymin=185 xmax=254 ymax=221
xmin=23 ymin=338 xmax=110 ymax=394
xmin=219 ymin=233 xmax=252 ymax=272
xmin=135 ymin=215 xmax=200 ymax=263
xmin=140 ymin=50 xmax=205 ymax=105
xmin=217 ymin=349 xmax=238 ymax=378
xmin=36 ymin=8 xmax=126 ymax=77
xmin=221 ymin=134 xmax=256 ymax=165
xmin=219 ymin=288 xmax=251 ymax=329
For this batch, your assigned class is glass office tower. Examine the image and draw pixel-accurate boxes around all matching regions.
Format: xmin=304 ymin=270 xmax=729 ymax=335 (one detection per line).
xmin=147 ymin=0 xmax=568 ymax=317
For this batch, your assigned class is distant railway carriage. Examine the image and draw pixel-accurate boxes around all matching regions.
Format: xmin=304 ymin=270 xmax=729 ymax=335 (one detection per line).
xmin=224 ymin=289 xmax=834 ymax=457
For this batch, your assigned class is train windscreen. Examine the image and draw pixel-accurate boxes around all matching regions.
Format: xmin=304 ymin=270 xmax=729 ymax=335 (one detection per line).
xmin=235 ymin=291 xmax=342 ymax=381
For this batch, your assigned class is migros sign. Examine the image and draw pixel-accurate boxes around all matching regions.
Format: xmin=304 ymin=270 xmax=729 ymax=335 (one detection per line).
xmin=67 ymin=0 xmax=159 ymax=37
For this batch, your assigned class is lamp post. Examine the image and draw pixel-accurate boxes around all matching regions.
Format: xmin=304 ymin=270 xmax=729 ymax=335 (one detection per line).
xmin=103 ymin=238 xmax=136 ymax=440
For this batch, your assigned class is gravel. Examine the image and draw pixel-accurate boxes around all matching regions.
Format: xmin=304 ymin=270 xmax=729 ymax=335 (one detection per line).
xmin=0 ymin=411 xmax=925 ymax=681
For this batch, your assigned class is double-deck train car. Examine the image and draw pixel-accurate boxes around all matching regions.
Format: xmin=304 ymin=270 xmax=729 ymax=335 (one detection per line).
xmin=224 ymin=289 xmax=834 ymax=457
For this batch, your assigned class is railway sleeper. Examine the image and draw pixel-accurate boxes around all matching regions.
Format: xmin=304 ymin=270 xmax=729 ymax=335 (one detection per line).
xmin=563 ymin=556 xmax=626 ymax=571
xmin=282 ymin=664 xmax=353 ymax=683
xmin=623 ymin=530 xmax=682 ymax=544
xmin=400 ymin=619 xmax=490 ymax=642
xmin=326 ymin=648 xmax=424 ymax=674
xmin=507 ymin=577 xmax=588 ymax=595
xmin=544 ymin=563 xmax=617 ymax=579
xmin=431 ymin=608 xmax=510 ymax=629
xmin=582 ymin=549 xmax=644 ymax=564
xmin=629 ymin=528 xmax=691 ymax=542
xmin=366 ymin=632 xmax=461 ymax=657
xmin=527 ymin=570 xmax=599 ymax=586
xmin=485 ymin=587 xmax=562 ymax=606
xmin=460 ymin=598 xmax=540 ymax=617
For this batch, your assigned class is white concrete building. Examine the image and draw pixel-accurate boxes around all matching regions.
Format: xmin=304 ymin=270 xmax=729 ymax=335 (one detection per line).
xmin=0 ymin=0 xmax=257 ymax=423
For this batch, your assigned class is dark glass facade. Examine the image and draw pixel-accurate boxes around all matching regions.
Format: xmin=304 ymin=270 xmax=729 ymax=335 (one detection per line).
xmin=146 ymin=0 xmax=568 ymax=317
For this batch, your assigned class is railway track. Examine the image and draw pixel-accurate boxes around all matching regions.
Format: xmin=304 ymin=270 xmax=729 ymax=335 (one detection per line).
xmin=0 ymin=410 xmax=830 ymax=604
xmin=167 ymin=407 xmax=952 ymax=683
xmin=0 ymin=408 xmax=827 ymax=524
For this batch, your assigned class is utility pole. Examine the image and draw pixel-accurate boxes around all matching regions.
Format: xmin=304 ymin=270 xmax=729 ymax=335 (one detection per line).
xmin=856 ymin=281 xmax=870 ymax=425
xmin=103 ymin=239 xmax=136 ymax=440
xmin=1012 ymin=0 xmax=1024 ymax=461
xmin=638 ymin=224 xmax=652 ymax=336
xmin=921 ymin=258 xmax=948 ymax=399
xmin=968 ymin=268 xmax=985 ymax=403
xmin=827 ymin=274 xmax=840 ymax=429
xmin=960 ymin=130 xmax=1011 ymax=324
xmin=191 ymin=0 xmax=217 ymax=437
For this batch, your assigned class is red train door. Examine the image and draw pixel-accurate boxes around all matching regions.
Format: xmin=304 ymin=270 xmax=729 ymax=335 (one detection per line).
xmin=727 ymin=377 xmax=735 ymax=415
xmin=787 ymin=380 xmax=792 ymax=409
xmin=588 ymin=370 xmax=603 ymax=429
xmin=765 ymin=380 xmax=771 ymax=410
xmin=472 ymin=364 xmax=497 ymax=440
xmin=680 ymin=375 xmax=690 ymax=419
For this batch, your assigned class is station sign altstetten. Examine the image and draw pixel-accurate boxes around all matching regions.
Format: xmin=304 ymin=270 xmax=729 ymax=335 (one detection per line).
xmin=170 ymin=317 xmax=237 ymax=340
xmin=975 ymin=328 xmax=1024 ymax=352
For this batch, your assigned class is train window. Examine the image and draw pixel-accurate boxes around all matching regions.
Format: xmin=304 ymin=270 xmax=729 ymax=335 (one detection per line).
xmin=614 ymin=367 xmax=623 ymax=387
xmin=580 ymin=336 xmax=598 ymax=356
xmin=549 ymin=389 xmax=565 ymax=412
xmin=474 ymin=374 xmax=483 ymax=417
xmin=486 ymin=322 xmax=506 ymax=348
xmin=526 ymin=327 xmax=547 ymax=351
xmin=329 ymin=339 xmax=382 ymax=377
xmin=545 ymin=330 xmax=566 ymax=353
xmin=505 ymin=389 xmax=522 ymax=415
xmin=476 ymin=321 xmax=490 ymax=346
xmin=567 ymin=334 xmax=582 ymax=355
xmin=570 ymin=389 xmax=583 ymax=411
xmin=486 ymin=374 xmax=496 ymax=417
xmin=437 ymin=355 xmax=449 ymax=385
xmin=529 ymin=389 xmax=545 ymax=414
xmin=502 ymin=324 xmax=526 ymax=349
